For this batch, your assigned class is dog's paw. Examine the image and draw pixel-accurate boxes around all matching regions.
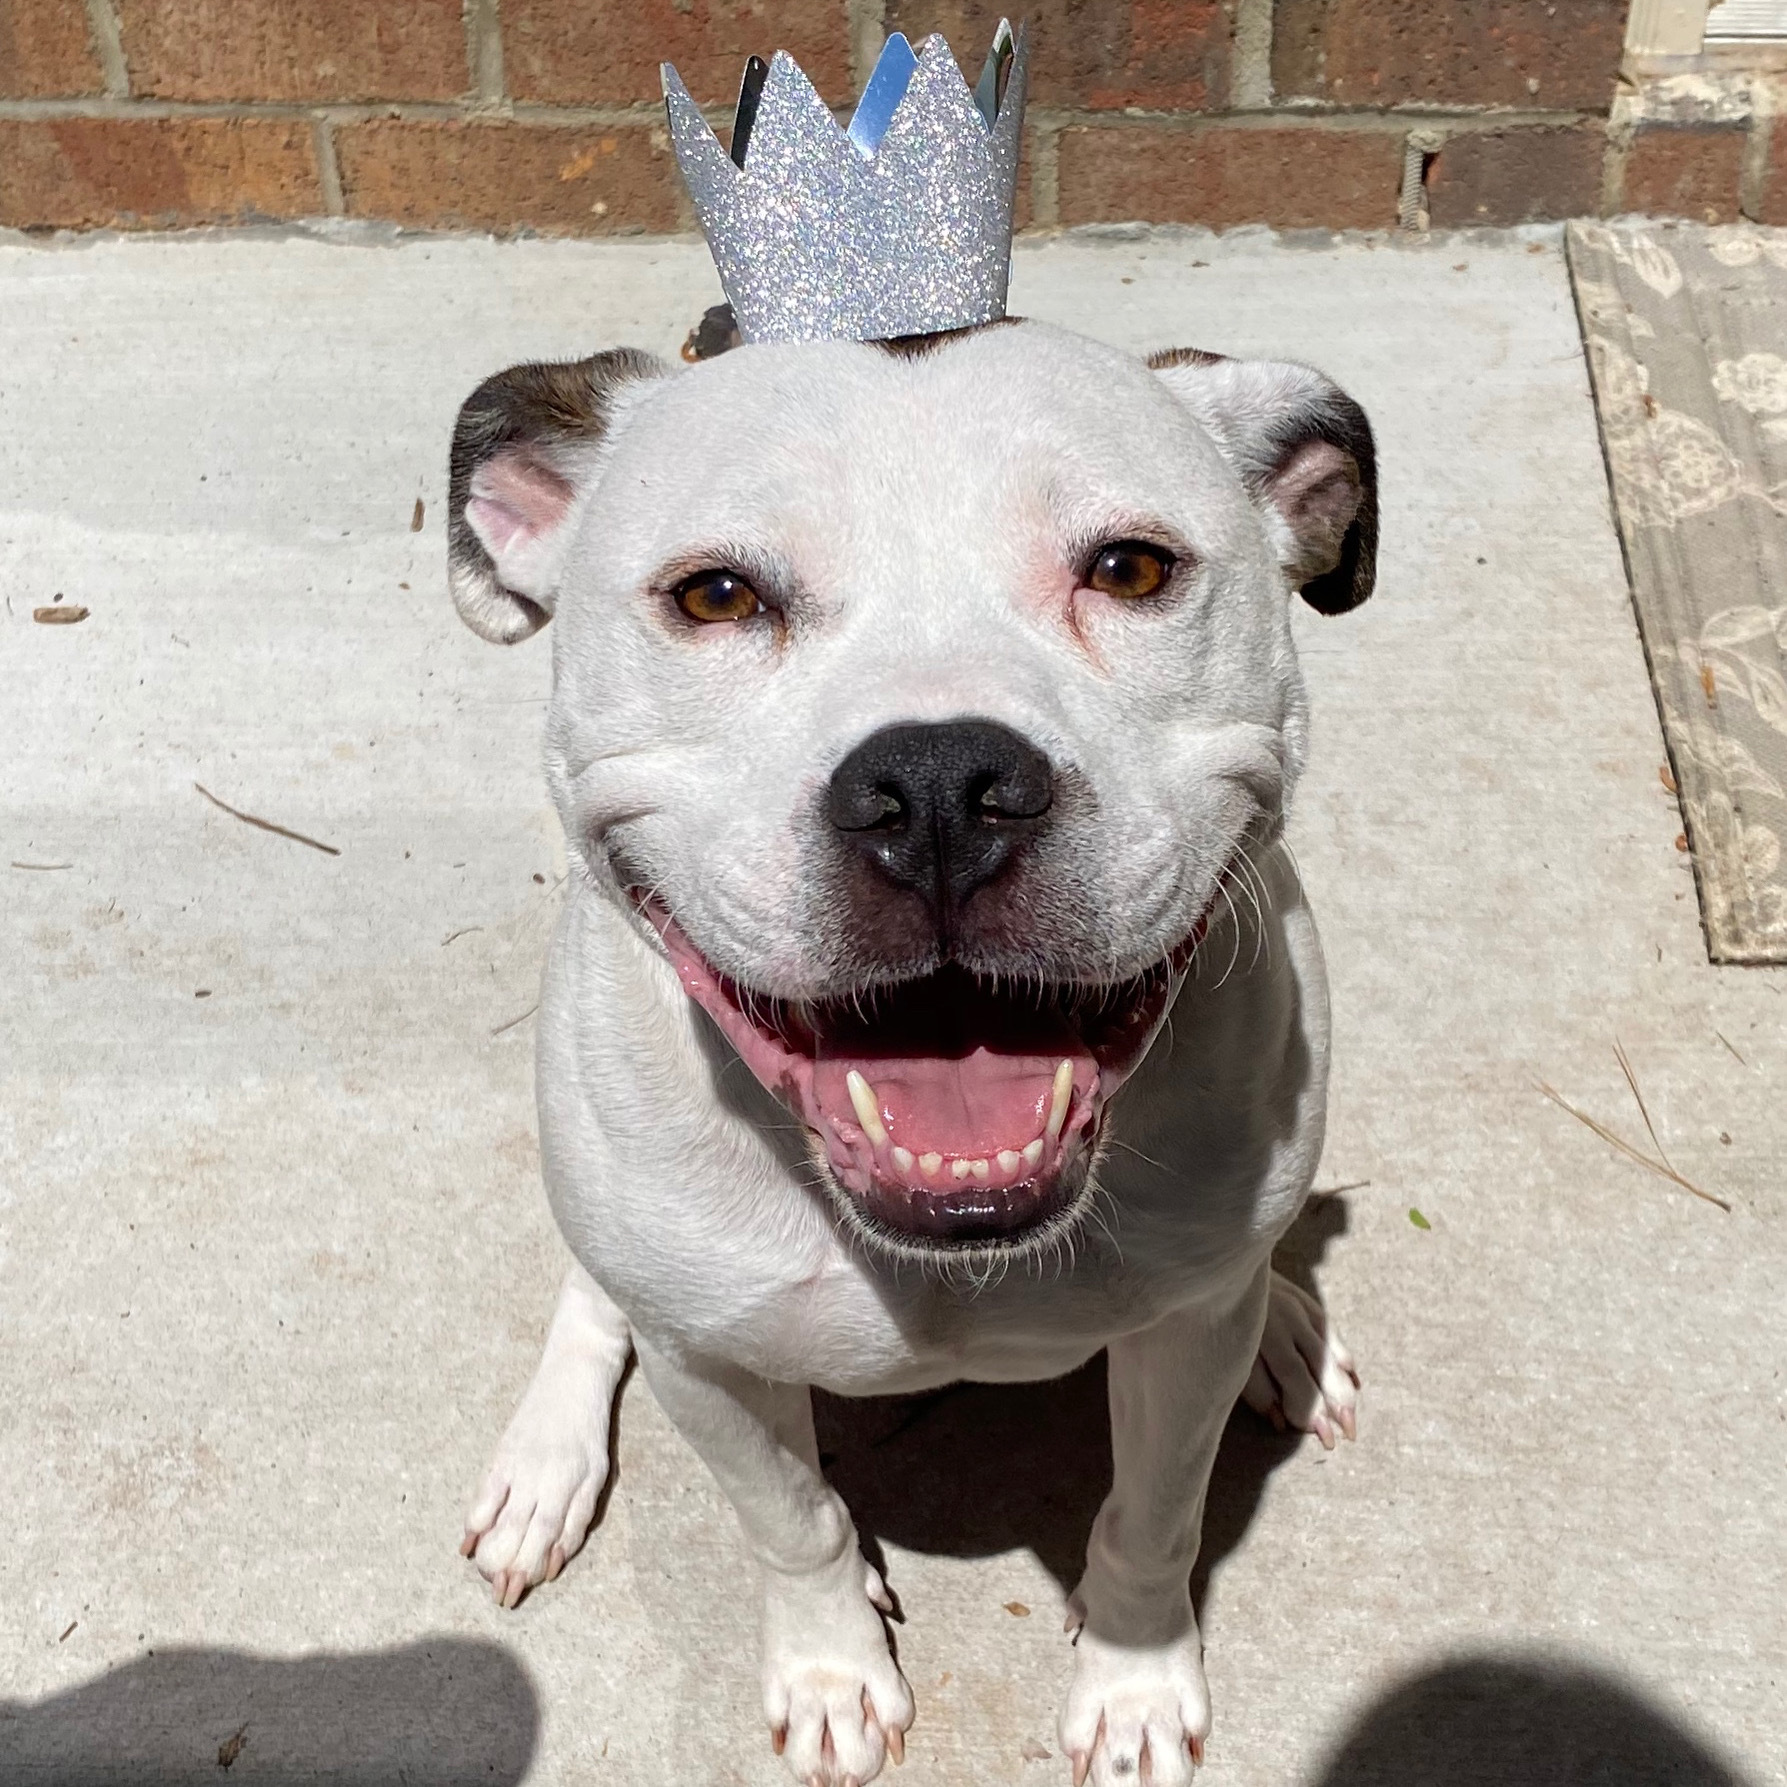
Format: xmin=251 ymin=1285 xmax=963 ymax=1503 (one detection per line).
xmin=1241 ymin=1267 xmax=1359 ymax=1448
xmin=763 ymin=1558 xmax=914 ymax=1786
xmin=1058 ymin=1610 xmax=1209 ymax=1787
xmin=461 ymin=1367 xmax=611 ymax=1610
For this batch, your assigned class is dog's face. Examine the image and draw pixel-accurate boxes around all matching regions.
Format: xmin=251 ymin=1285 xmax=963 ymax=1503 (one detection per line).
xmin=449 ymin=319 xmax=1375 ymax=1261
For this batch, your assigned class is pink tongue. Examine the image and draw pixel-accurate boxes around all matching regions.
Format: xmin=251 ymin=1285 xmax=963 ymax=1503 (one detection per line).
xmin=642 ymin=905 xmax=1108 ymax=1163
xmin=811 ymin=1048 xmax=1081 ymax=1158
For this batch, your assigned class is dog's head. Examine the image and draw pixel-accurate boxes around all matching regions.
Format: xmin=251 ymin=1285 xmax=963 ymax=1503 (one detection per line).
xmin=448 ymin=318 xmax=1376 ymax=1261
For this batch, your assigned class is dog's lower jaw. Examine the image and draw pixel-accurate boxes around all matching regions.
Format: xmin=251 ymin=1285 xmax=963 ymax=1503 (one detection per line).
xmin=805 ymin=1123 xmax=1109 ymax=1269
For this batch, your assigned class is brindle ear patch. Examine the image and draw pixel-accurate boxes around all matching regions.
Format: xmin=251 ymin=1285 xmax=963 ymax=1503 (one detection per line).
xmin=1150 ymin=351 xmax=1378 ymax=615
xmin=1264 ymin=381 xmax=1377 ymax=616
xmin=1145 ymin=346 xmax=1229 ymax=371
xmin=447 ymin=347 xmax=666 ymax=643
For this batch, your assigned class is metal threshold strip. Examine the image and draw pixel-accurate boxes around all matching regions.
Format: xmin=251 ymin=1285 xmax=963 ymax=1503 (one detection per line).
xmin=1706 ymin=0 xmax=1787 ymax=39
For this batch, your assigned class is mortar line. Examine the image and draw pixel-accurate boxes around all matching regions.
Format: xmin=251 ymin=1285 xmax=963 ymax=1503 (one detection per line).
xmin=1232 ymin=0 xmax=1274 ymax=110
xmin=465 ymin=0 xmax=505 ymax=105
xmin=0 ymin=92 xmax=1603 ymax=136
xmin=0 ymin=97 xmax=669 ymax=125
xmin=1600 ymin=136 xmax=1628 ymax=216
xmin=1739 ymin=98 xmax=1774 ymax=218
xmin=1024 ymin=104 xmax=1596 ymax=133
xmin=83 ymin=0 xmax=130 ymax=99
xmin=847 ymin=0 xmax=887 ymax=90
xmin=1029 ymin=119 xmax=1061 ymax=227
xmin=1601 ymin=90 xmax=1634 ymax=214
xmin=313 ymin=116 xmax=346 ymax=214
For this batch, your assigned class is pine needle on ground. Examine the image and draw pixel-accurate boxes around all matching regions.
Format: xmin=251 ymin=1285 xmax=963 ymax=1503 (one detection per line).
xmin=1535 ymin=1043 xmax=1729 ymax=1212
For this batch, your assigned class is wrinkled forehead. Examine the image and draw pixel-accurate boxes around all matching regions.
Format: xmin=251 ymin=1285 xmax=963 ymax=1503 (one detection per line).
xmin=595 ymin=322 xmax=1239 ymax=561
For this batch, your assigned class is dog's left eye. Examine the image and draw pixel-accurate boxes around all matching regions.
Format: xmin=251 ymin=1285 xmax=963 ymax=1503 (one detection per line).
xmin=675 ymin=570 xmax=764 ymax=624
xmin=1084 ymin=540 xmax=1175 ymax=600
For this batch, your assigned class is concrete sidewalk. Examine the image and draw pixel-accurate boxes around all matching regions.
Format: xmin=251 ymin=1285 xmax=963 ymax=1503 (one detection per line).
xmin=1 ymin=225 xmax=1782 ymax=1787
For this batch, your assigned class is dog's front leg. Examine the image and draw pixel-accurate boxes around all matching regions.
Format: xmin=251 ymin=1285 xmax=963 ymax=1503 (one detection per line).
xmin=1060 ymin=1265 xmax=1271 ymax=1787
xmin=463 ymin=1261 xmax=633 ymax=1606
xmin=635 ymin=1341 xmax=914 ymax=1786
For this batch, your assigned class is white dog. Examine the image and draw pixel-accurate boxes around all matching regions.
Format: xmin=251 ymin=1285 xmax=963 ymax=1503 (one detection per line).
xmin=447 ymin=316 xmax=1373 ymax=1787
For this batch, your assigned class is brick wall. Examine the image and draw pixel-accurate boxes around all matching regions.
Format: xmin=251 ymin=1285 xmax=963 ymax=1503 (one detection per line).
xmin=1 ymin=0 xmax=1762 ymax=237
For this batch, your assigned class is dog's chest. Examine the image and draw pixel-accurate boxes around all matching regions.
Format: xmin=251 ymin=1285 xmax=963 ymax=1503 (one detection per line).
xmin=646 ymin=1233 xmax=1207 ymax=1396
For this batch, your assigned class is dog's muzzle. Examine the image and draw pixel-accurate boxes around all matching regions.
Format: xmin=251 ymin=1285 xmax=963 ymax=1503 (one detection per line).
xmin=635 ymin=717 xmax=1218 ymax=1254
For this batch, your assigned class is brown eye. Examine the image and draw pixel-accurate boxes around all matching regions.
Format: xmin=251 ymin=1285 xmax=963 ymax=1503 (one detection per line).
xmin=675 ymin=570 xmax=763 ymax=624
xmin=1085 ymin=540 xmax=1174 ymax=600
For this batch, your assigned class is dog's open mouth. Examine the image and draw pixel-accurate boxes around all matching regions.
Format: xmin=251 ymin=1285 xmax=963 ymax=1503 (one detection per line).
xmin=641 ymin=900 xmax=1206 ymax=1251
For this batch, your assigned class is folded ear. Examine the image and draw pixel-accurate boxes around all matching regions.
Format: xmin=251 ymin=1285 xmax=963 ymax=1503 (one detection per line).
xmin=1149 ymin=348 xmax=1378 ymax=615
xmin=447 ymin=347 xmax=669 ymax=643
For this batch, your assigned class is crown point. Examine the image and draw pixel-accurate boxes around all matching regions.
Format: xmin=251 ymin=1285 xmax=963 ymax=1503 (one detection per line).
xmin=848 ymin=32 xmax=920 ymax=156
xmin=731 ymin=54 xmax=770 ymax=167
xmin=662 ymin=61 xmax=739 ymax=194
xmin=973 ymin=19 xmax=1017 ymax=126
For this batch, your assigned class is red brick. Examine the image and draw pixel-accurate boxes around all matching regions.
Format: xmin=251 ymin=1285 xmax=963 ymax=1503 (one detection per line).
xmin=502 ymin=0 xmax=852 ymax=106
xmin=116 ymin=0 xmax=467 ymax=102
xmin=1273 ymin=0 xmax=1624 ymax=113
xmin=0 ymin=117 xmax=324 ymax=229
xmin=1425 ymin=124 xmax=1605 ymax=226
xmin=1622 ymin=123 xmax=1745 ymax=223
xmin=1058 ymin=122 xmax=1403 ymax=231
xmin=0 ymin=1 xmax=103 ymax=97
xmin=337 ymin=120 xmax=685 ymax=235
xmin=889 ymin=0 xmax=1231 ymax=110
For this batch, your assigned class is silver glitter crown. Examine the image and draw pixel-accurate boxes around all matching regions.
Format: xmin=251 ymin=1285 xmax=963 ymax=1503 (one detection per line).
xmin=661 ymin=22 xmax=1028 ymax=345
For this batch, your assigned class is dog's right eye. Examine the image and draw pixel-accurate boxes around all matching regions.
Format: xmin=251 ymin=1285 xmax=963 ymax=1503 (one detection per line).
xmin=1084 ymin=540 xmax=1175 ymax=600
xmin=674 ymin=570 xmax=764 ymax=624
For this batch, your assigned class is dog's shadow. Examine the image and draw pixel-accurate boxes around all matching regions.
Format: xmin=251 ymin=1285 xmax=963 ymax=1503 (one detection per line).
xmin=813 ymin=1190 xmax=1353 ymax=1613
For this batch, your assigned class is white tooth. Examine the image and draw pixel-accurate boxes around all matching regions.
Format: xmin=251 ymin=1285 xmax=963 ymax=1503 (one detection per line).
xmin=919 ymin=1152 xmax=943 ymax=1176
xmin=892 ymin=1146 xmax=914 ymax=1173
xmin=997 ymin=1150 xmax=1022 ymax=1175
xmin=1046 ymin=1059 xmax=1074 ymax=1141
xmin=951 ymin=1158 xmax=972 ymax=1180
xmin=969 ymin=1158 xmax=991 ymax=1180
xmin=1022 ymin=1137 xmax=1045 ymax=1168
xmin=845 ymin=1070 xmax=888 ymax=1148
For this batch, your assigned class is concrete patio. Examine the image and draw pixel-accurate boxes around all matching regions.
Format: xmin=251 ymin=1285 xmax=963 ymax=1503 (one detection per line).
xmin=1 ymin=223 xmax=1782 ymax=1786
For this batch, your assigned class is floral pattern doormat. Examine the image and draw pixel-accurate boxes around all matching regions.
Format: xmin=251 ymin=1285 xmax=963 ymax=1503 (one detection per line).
xmin=1569 ymin=221 xmax=1787 ymax=962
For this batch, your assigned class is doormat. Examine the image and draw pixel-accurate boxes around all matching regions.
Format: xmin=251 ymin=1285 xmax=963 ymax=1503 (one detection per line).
xmin=1569 ymin=220 xmax=1787 ymax=963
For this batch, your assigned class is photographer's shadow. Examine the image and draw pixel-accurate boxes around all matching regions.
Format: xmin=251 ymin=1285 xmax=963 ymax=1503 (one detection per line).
xmin=814 ymin=1190 xmax=1353 ymax=1614
xmin=0 ymin=1637 xmax=538 ymax=1786
xmin=1311 ymin=1653 xmax=1756 ymax=1787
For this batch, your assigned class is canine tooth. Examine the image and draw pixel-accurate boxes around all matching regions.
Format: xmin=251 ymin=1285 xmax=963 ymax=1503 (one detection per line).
xmin=969 ymin=1158 xmax=990 ymax=1180
xmin=997 ymin=1150 xmax=1022 ymax=1175
xmin=845 ymin=1070 xmax=888 ymax=1148
xmin=1046 ymin=1059 xmax=1074 ymax=1141
xmin=951 ymin=1158 xmax=972 ymax=1180
xmin=892 ymin=1146 xmax=914 ymax=1173
xmin=1022 ymin=1137 xmax=1045 ymax=1168
xmin=919 ymin=1152 xmax=943 ymax=1176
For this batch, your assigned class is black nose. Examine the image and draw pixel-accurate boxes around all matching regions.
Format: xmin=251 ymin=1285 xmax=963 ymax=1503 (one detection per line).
xmin=827 ymin=719 xmax=1054 ymax=926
